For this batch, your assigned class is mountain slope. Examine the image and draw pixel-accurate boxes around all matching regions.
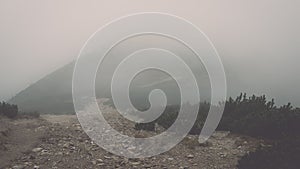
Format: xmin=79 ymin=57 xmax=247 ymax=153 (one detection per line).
xmin=9 ymin=63 xmax=75 ymax=114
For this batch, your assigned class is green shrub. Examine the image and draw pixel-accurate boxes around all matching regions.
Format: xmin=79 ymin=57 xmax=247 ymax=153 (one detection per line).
xmin=0 ymin=102 xmax=18 ymax=119
xmin=135 ymin=93 xmax=300 ymax=140
xmin=218 ymin=93 xmax=300 ymax=139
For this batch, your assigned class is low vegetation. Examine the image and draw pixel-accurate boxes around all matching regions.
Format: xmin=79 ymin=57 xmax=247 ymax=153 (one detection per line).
xmin=0 ymin=102 xmax=18 ymax=118
xmin=135 ymin=93 xmax=300 ymax=169
xmin=0 ymin=101 xmax=40 ymax=119
xmin=135 ymin=93 xmax=300 ymax=139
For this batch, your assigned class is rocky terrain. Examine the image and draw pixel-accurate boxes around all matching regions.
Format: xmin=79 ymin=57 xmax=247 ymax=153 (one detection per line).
xmin=0 ymin=106 xmax=263 ymax=169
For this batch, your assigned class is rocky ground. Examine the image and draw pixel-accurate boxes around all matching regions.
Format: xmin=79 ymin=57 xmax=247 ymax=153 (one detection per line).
xmin=0 ymin=106 xmax=264 ymax=169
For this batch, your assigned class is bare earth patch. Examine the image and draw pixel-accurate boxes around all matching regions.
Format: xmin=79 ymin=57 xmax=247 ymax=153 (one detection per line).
xmin=0 ymin=116 xmax=47 ymax=169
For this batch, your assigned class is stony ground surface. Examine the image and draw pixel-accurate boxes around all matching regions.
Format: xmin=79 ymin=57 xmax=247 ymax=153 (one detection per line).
xmin=0 ymin=106 xmax=263 ymax=169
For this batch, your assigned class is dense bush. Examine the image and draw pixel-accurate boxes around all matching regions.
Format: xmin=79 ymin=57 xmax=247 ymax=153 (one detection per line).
xmin=134 ymin=105 xmax=179 ymax=131
xmin=135 ymin=102 xmax=210 ymax=133
xmin=218 ymin=93 xmax=300 ymax=139
xmin=135 ymin=93 xmax=300 ymax=139
xmin=0 ymin=102 xmax=18 ymax=118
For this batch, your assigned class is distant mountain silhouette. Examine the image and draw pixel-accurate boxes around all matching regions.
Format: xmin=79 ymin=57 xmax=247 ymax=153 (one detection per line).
xmin=9 ymin=63 xmax=75 ymax=114
xmin=9 ymin=60 xmax=235 ymax=114
xmin=8 ymin=61 xmax=186 ymax=114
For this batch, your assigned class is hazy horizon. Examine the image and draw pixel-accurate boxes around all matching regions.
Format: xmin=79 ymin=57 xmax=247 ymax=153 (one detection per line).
xmin=1 ymin=0 xmax=300 ymax=106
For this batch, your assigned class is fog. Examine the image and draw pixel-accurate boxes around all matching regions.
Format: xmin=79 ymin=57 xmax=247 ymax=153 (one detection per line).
xmin=0 ymin=0 xmax=299 ymax=106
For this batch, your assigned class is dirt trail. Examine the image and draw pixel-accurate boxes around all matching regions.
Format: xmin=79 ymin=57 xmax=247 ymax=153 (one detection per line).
xmin=1 ymin=110 xmax=263 ymax=169
xmin=0 ymin=117 xmax=47 ymax=169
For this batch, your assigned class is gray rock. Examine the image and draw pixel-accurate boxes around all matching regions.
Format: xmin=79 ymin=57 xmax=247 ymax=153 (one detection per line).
xmin=187 ymin=154 xmax=194 ymax=158
xmin=12 ymin=165 xmax=25 ymax=169
xmin=32 ymin=147 xmax=43 ymax=153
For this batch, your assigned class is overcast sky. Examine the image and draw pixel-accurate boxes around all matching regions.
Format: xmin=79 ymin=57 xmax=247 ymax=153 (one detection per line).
xmin=0 ymin=0 xmax=299 ymax=105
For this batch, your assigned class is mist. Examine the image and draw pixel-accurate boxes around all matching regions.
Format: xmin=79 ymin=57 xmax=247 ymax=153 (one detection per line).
xmin=0 ymin=0 xmax=300 ymax=106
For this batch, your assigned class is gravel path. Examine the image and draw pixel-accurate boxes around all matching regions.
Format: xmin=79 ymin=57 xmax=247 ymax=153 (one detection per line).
xmin=1 ymin=107 xmax=263 ymax=169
